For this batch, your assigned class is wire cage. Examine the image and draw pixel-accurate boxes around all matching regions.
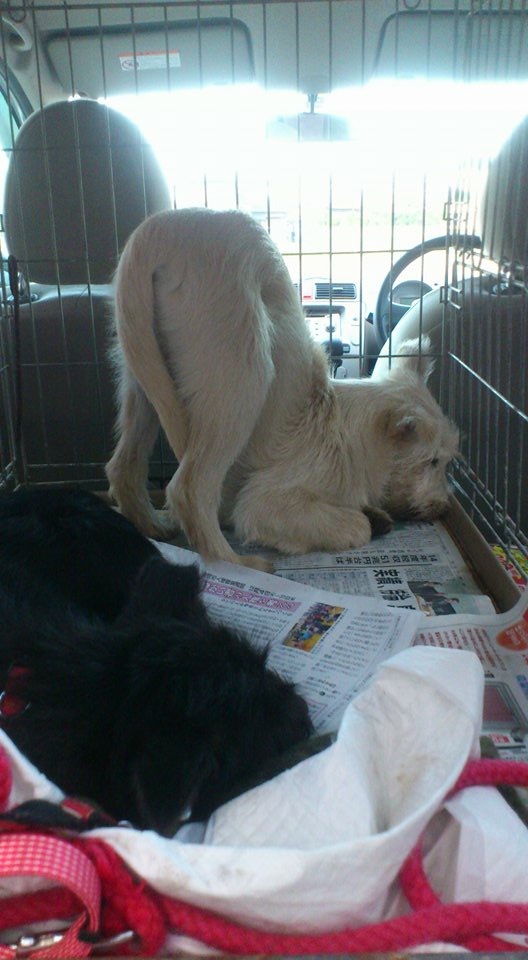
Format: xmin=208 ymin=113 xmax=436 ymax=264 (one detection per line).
xmin=446 ymin=131 xmax=528 ymax=580
xmin=0 ymin=0 xmax=526 ymax=582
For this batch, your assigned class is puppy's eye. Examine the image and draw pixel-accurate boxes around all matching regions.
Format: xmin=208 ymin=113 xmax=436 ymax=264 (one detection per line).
xmin=430 ymin=457 xmax=439 ymax=468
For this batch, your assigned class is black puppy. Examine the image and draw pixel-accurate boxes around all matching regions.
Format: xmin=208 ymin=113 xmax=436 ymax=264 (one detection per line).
xmin=0 ymin=487 xmax=312 ymax=835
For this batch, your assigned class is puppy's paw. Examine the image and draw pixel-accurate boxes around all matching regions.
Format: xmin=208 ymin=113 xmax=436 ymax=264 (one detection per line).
xmin=109 ymin=496 xmax=179 ymax=542
xmin=142 ymin=509 xmax=181 ymax=542
xmin=363 ymin=506 xmax=394 ymax=538
xmin=239 ymin=554 xmax=275 ymax=573
xmin=339 ymin=509 xmax=373 ymax=549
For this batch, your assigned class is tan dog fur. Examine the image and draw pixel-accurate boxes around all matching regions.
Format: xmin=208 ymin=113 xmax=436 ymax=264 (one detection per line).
xmin=106 ymin=208 xmax=459 ymax=569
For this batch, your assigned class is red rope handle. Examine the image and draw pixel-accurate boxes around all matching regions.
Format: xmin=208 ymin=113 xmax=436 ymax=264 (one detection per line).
xmin=157 ymin=897 xmax=528 ymax=954
xmin=78 ymin=840 xmax=166 ymax=956
xmin=454 ymin=758 xmax=528 ymax=792
xmin=400 ymin=837 xmax=517 ymax=951
xmin=398 ymin=756 xmax=528 ymax=952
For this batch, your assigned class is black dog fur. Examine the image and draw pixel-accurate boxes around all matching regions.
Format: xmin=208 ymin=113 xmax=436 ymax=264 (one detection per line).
xmin=0 ymin=487 xmax=312 ymax=835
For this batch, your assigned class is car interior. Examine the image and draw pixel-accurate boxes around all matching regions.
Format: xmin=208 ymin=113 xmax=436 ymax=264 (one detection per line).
xmin=0 ymin=0 xmax=526 ymax=576
xmin=0 ymin=4 xmax=528 ymax=949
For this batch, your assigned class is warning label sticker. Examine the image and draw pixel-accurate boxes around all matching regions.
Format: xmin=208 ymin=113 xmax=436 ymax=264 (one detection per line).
xmin=119 ymin=50 xmax=181 ymax=71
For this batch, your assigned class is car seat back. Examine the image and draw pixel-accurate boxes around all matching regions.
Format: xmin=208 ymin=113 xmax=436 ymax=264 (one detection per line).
xmin=479 ymin=115 xmax=528 ymax=273
xmin=4 ymin=97 xmax=171 ymax=285
xmin=3 ymin=98 xmax=171 ymax=484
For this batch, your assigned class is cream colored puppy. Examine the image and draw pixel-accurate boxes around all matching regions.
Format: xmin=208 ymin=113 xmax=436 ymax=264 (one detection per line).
xmin=106 ymin=208 xmax=459 ymax=569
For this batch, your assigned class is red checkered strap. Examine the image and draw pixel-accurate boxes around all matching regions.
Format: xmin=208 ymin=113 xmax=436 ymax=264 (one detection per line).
xmin=0 ymin=833 xmax=100 ymax=958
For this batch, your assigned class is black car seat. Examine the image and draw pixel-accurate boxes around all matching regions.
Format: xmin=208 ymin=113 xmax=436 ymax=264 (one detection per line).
xmin=3 ymin=97 xmax=171 ymax=485
xmin=372 ymin=115 xmax=528 ymax=536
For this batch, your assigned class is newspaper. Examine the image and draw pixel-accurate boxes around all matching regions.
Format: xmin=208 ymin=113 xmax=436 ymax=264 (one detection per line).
xmin=158 ymin=523 xmax=528 ymax=752
xmin=413 ymin=591 xmax=528 ymax=757
xmin=223 ymin=519 xmax=495 ymax=615
xmin=156 ymin=540 xmax=421 ymax=735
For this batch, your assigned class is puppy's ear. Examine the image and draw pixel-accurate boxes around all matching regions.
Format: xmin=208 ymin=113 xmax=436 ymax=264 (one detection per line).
xmin=384 ymin=411 xmax=419 ymax=443
xmin=119 ymin=557 xmax=206 ymax=622
xmin=394 ymin=337 xmax=435 ymax=382
xmin=384 ymin=402 xmax=440 ymax=447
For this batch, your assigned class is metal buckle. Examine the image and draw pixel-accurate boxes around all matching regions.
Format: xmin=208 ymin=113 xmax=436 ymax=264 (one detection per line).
xmin=5 ymin=927 xmax=136 ymax=956
xmin=79 ymin=929 xmax=136 ymax=953
xmin=10 ymin=930 xmax=66 ymax=957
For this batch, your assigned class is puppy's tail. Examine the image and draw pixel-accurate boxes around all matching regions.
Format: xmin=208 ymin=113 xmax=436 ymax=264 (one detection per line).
xmin=113 ymin=212 xmax=189 ymax=460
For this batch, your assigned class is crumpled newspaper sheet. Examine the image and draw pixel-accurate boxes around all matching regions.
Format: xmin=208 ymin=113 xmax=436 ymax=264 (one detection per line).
xmin=1 ymin=646 xmax=528 ymax=943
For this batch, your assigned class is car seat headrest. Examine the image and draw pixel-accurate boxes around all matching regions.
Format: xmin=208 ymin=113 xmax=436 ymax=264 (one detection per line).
xmin=4 ymin=98 xmax=171 ymax=285
xmin=479 ymin=115 xmax=528 ymax=272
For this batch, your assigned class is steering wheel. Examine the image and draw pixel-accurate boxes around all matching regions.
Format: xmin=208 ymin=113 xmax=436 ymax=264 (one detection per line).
xmin=373 ymin=234 xmax=482 ymax=348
